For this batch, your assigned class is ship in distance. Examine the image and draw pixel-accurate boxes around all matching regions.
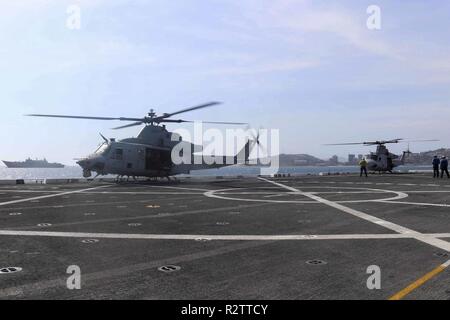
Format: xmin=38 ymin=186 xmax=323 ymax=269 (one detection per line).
xmin=2 ymin=158 xmax=65 ymax=168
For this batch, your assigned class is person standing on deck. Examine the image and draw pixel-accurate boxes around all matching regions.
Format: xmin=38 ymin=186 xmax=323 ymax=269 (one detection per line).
xmin=441 ymin=156 xmax=449 ymax=179
xmin=433 ymin=155 xmax=440 ymax=178
xmin=359 ymin=158 xmax=368 ymax=178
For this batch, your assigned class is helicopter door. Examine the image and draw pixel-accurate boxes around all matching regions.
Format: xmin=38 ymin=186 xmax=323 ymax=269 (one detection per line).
xmin=145 ymin=148 xmax=172 ymax=171
xmin=136 ymin=148 xmax=145 ymax=170
xmin=110 ymin=147 xmax=125 ymax=170
xmin=379 ymin=154 xmax=388 ymax=170
xmin=387 ymin=156 xmax=393 ymax=169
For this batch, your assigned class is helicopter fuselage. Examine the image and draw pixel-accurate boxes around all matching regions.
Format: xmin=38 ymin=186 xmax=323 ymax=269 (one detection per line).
xmin=365 ymin=145 xmax=406 ymax=172
xmin=26 ymin=101 xmax=252 ymax=178
xmin=77 ymin=125 xmax=254 ymax=178
xmin=78 ymin=141 xmax=172 ymax=178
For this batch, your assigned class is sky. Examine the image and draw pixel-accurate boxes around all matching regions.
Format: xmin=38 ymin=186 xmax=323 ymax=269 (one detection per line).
xmin=1 ymin=0 xmax=449 ymax=165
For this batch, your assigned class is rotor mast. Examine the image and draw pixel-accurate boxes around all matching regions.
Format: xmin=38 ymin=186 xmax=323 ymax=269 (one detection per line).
xmin=147 ymin=109 xmax=157 ymax=125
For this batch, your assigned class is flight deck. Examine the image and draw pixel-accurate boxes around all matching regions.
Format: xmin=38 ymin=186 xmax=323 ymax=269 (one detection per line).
xmin=0 ymin=174 xmax=449 ymax=300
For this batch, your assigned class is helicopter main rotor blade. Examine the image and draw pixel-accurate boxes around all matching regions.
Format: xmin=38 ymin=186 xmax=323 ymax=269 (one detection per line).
xmin=112 ymin=122 xmax=144 ymax=130
xmin=382 ymin=139 xmax=403 ymax=144
xmin=323 ymin=142 xmax=366 ymax=146
xmin=363 ymin=139 xmax=403 ymax=145
xmin=198 ymin=120 xmax=248 ymax=125
xmin=154 ymin=102 xmax=222 ymax=121
xmin=402 ymin=139 xmax=439 ymax=143
xmin=160 ymin=119 xmax=247 ymax=125
xmin=324 ymin=138 xmax=404 ymax=146
xmin=26 ymin=114 xmax=144 ymax=122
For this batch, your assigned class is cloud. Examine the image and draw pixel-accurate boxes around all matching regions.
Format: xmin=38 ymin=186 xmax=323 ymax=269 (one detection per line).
xmin=229 ymin=0 xmax=450 ymax=85
xmin=233 ymin=1 xmax=398 ymax=58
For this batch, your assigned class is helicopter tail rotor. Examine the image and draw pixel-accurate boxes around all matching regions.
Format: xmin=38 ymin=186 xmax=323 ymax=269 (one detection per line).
xmin=244 ymin=126 xmax=269 ymax=164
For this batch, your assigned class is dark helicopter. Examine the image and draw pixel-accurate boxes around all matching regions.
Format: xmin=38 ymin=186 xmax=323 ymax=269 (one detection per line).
xmin=26 ymin=102 xmax=258 ymax=180
xmin=325 ymin=139 xmax=438 ymax=173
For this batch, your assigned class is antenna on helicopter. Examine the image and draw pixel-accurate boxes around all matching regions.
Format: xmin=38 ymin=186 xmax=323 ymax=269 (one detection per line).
xmin=99 ymin=133 xmax=109 ymax=143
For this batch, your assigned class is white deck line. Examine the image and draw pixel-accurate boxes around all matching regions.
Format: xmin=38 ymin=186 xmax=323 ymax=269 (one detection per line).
xmin=0 ymin=185 xmax=112 ymax=206
xmin=258 ymin=178 xmax=450 ymax=252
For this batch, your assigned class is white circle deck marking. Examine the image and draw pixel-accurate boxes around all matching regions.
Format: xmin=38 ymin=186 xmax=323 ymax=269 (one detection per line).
xmin=204 ymin=186 xmax=408 ymax=204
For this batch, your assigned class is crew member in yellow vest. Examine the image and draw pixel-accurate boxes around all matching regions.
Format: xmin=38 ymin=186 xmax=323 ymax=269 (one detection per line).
xmin=359 ymin=158 xmax=368 ymax=177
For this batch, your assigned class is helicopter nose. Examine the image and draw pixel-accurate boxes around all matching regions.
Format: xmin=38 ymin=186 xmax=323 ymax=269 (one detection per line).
xmin=77 ymin=157 xmax=105 ymax=172
xmin=76 ymin=159 xmax=89 ymax=168
xmin=92 ymin=160 xmax=105 ymax=171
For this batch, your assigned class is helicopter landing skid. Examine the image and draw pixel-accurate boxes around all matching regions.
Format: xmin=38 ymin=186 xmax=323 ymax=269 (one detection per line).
xmin=114 ymin=175 xmax=138 ymax=183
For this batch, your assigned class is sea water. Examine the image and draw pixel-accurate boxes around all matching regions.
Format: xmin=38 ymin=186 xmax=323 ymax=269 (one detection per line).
xmin=0 ymin=165 xmax=432 ymax=180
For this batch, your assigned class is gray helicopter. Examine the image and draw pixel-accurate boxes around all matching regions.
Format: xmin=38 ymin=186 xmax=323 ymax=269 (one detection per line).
xmin=325 ymin=139 xmax=438 ymax=173
xmin=27 ymin=102 xmax=258 ymax=180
